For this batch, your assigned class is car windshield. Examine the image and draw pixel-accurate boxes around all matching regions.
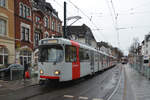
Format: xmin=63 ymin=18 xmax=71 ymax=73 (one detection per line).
xmin=39 ymin=45 xmax=64 ymax=62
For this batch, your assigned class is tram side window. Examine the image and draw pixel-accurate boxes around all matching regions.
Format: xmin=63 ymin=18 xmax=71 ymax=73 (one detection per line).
xmin=95 ymin=54 xmax=99 ymax=62
xmin=79 ymin=48 xmax=89 ymax=61
xmin=65 ymin=45 xmax=77 ymax=62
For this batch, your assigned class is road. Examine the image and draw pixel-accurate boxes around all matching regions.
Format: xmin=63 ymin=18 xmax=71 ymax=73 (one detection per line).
xmin=0 ymin=65 xmax=121 ymax=100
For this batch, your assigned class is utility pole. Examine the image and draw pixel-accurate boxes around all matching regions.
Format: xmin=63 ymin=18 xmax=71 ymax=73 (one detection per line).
xmin=63 ymin=1 xmax=67 ymax=38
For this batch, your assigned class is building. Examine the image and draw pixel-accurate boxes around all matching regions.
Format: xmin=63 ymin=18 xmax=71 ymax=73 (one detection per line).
xmin=14 ymin=0 xmax=63 ymax=67
xmin=97 ymin=41 xmax=112 ymax=55
xmin=66 ymin=24 xmax=97 ymax=48
xmin=31 ymin=0 xmax=62 ymax=64
xmin=142 ymin=33 xmax=150 ymax=59
xmin=14 ymin=0 xmax=33 ymax=66
xmin=0 ymin=0 xmax=15 ymax=68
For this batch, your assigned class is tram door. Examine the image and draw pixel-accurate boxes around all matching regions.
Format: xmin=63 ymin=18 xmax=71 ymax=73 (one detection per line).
xmin=69 ymin=46 xmax=80 ymax=80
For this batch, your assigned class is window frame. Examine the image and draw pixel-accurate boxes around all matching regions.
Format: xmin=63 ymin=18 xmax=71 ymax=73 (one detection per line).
xmin=65 ymin=45 xmax=77 ymax=62
xmin=19 ymin=3 xmax=23 ymax=17
xmin=0 ymin=0 xmax=6 ymax=8
xmin=0 ymin=47 xmax=8 ymax=65
xmin=0 ymin=18 xmax=7 ymax=36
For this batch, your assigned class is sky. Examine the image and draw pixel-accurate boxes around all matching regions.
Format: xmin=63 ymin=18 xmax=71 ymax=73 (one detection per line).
xmin=47 ymin=0 xmax=150 ymax=55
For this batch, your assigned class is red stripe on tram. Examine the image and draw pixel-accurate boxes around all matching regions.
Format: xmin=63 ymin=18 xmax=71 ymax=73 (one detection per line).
xmin=40 ymin=75 xmax=59 ymax=79
xmin=70 ymin=40 xmax=80 ymax=80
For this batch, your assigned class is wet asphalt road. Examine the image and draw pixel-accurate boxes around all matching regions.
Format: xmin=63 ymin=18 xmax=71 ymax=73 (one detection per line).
xmin=0 ymin=66 xmax=121 ymax=100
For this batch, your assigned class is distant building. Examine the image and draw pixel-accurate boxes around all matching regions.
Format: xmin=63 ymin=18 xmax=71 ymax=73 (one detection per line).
xmin=66 ymin=24 xmax=97 ymax=48
xmin=142 ymin=33 xmax=150 ymax=59
xmin=97 ymin=41 xmax=111 ymax=55
xmin=0 ymin=0 xmax=15 ymax=67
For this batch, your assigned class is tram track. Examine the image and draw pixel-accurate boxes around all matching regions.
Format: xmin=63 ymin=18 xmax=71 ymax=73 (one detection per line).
xmin=25 ymin=65 xmax=121 ymax=100
xmin=105 ymin=64 xmax=122 ymax=100
xmin=0 ymin=65 xmax=121 ymax=100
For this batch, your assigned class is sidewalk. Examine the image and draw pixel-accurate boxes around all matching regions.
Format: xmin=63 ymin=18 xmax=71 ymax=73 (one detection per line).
xmin=125 ymin=64 xmax=150 ymax=100
xmin=0 ymin=76 xmax=38 ymax=95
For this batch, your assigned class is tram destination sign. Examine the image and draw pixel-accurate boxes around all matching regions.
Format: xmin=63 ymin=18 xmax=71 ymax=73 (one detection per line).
xmin=42 ymin=39 xmax=58 ymax=44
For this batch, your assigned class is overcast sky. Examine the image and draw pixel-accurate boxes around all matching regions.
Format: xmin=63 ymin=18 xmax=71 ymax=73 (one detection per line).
xmin=47 ymin=0 xmax=150 ymax=55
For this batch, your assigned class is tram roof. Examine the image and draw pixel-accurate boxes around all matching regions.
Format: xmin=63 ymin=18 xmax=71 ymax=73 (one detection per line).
xmin=39 ymin=38 xmax=115 ymax=58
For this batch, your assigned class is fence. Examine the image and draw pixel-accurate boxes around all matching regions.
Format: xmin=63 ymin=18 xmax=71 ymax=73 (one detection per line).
xmin=129 ymin=55 xmax=150 ymax=79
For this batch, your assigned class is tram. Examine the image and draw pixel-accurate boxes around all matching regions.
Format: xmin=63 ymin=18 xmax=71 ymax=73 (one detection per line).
xmin=38 ymin=38 xmax=116 ymax=83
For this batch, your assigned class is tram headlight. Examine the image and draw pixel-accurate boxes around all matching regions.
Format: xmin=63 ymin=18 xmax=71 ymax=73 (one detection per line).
xmin=54 ymin=70 xmax=60 ymax=75
xmin=40 ymin=69 xmax=44 ymax=74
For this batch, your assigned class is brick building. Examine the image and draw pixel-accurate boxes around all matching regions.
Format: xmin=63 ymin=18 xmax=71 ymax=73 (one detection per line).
xmin=14 ymin=0 xmax=33 ymax=66
xmin=14 ymin=0 xmax=62 ymax=67
xmin=31 ymin=0 xmax=62 ymax=65
xmin=0 ymin=0 xmax=15 ymax=68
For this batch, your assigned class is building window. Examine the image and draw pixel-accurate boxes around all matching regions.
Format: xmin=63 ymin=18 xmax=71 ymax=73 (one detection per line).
xmin=20 ymin=50 xmax=32 ymax=66
xmin=0 ymin=19 xmax=6 ymax=36
xmin=44 ymin=17 xmax=49 ymax=28
xmin=19 ymin=3 xmax=23 ymax=17
xmin=27 ymin=7 xmax=31 ymax=19
xmin=44 ymin=32 xmax=49 ymax=38
xmin=34 ymin=32 xmax=40 ymax=46
xmin=57 ymin=23 xmax=61 ymax=32
xmin=0 ymin=47 xmax=8 ymax=65
xmin=0 ymin=0 xmax=6 ymax=8
xmin=52 ymin=21 xmax=55 ymax=31
xmin=19 ymin=3 xmax=31 ymax=19
xmin=35 ymin=16 xmax=40 ymax=23
xmin=21 ymin=26 xmax=30 ymax=42
xmin=65 ymin=45 xmax=77 ymax=62
xmin=24 ymin=5 xmax=27 ymax=18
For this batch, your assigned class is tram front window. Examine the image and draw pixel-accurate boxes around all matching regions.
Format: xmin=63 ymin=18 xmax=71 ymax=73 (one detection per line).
xmin=39 ymin=45 xmax=63 ymax=62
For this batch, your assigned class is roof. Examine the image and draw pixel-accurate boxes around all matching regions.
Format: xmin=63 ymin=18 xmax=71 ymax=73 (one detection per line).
xmin=32 ymin=0 xmax=59 ymax=18
xmin=66 ymin=24 xmax=95 ymax=39
xmin=145 ymin=34 xmax=150 ymax=42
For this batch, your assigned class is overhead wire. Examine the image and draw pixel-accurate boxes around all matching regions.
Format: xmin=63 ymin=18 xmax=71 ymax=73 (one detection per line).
xmin=66 ymin=0 xmax=108 ymax=42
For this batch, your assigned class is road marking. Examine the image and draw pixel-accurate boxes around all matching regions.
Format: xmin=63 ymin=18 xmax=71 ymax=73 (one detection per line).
xmin=79 ymin=96 xmax=88 ymax=100
xmin=93 ymin=98 xmax=103 ymax=100
xmin=0 ymin=84 xmax=2 ymax=87
xmin=64 ymin=95 xmax=74 ymax=98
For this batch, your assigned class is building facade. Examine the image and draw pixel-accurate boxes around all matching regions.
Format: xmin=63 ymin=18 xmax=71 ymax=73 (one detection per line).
xmin=142 ymin=33 xmax=150 ymax=59
xmin=0 ymin=0 xmax=15 ymax=68
xmin=14 ymin=0 xmax=33 ymax=66
xmin=32 ymin=0 xmax=62 ymax=65
xmin=66 ymin=24 xmax=97 ymax=48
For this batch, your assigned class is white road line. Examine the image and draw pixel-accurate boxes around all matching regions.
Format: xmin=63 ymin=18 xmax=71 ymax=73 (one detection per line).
xmin=0 ymin=84 xmax=2 ymax=87
xmin=93 ymin=98 xmax=103 ymax=100
xmin=64 ymin=95 xmax=74 ymax=98
xmin=79 ymin=96 xmax=88 ymax=100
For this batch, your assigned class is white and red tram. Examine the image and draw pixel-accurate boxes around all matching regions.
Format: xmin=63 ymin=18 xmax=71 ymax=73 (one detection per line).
xmin=38 ymin=38 xmax=116 ymax=83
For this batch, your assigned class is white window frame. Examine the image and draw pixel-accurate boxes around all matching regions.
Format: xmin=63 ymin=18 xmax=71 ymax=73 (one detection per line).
xmin=34 ymin=32 xmax=40 ymax=46
xmin=44 ymin=32 xmax=49 ymax=38
xmin=35 ymin=16 xmax=40 ymax=23
xmin=27 ymin=7 xmax=31 ymax=20
xmin=19 ymin=2 xmax=23 ymax=17
xmin=45 ymin=17 xmax=49 ymax=28
xmin=0 ymin=0 xmax=6 ymax=8
xmin=0 ymin=47 xmax=8 ymax=65
xmin=0 ymin=18 xmax=7 ymax=36
xmin=21 ymin=22 xmax=31 ymax=42
xmin=57 ymin=23 xmax=61 ymax=32
xmin=52 ymin=20 xmax=55 ymax=31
